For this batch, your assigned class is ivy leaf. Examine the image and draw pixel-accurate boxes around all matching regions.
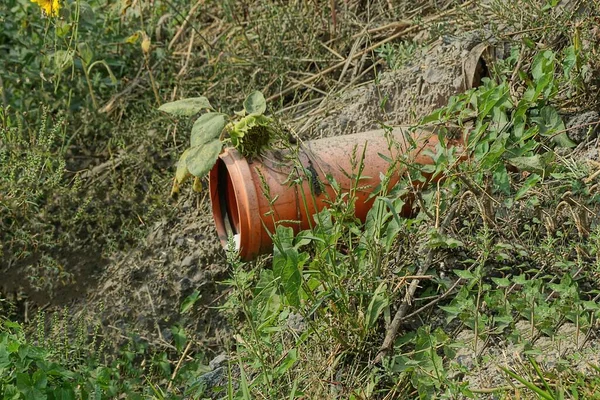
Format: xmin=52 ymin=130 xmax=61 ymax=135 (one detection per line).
xmin=158 ymin=97 xmax=213 ymax=117
xmin=175 ymin=148 xmax=192 ymax=184
xmin=186 ymin=139 xmax=222 ymax=178
xmin=190 ymin=112 xmax=227 ymax=147
xmin=243 ymin=91 xmax=267 ymax=115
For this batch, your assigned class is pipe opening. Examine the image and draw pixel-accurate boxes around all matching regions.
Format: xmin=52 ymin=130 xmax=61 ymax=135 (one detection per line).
xmin=216 ymin=159 xmax=240 ymax=248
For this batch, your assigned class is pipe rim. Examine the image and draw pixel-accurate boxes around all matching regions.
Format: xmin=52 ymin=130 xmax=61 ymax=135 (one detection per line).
xmin=209 ymin=148 xmax=261 ymax=258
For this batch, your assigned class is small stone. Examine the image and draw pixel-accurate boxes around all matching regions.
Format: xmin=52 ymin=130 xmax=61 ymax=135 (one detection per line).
xmin=566 ymin=111 xmax=600 ymax=144
xmin=209 ymin=354 xmax=228 ymax=370
xmin=195 ymin=367 xmax=226 ymax=390
xmin=286 ymin=313 xmax=306 ymax=332
xmin=180 ymin=255 xmax=196 ymax=268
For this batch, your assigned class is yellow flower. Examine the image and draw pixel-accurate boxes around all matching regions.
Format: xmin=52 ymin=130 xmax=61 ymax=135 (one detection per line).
xmin=31 ymin=0 xmax=61 ymax=17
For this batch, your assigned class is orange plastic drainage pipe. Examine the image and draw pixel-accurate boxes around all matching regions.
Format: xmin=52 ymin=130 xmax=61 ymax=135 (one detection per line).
xmin=209 ymin=127 xmax=463 ymax=260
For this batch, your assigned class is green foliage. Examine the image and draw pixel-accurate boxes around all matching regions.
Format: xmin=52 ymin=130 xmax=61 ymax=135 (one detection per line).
xmin=375 ymin=41 xmax=420 ymax=71
xmin=0 ymin=0 xmax=178 ymax=294
xmin=2 ymin=0 xmax=600 ymax=398
xmin=162 ymin=91 xmax=278 ymax=196
xmin=0 ymin=0 xmax=131 ymax=113
xmin=0 ymin=304 xmax=215 ymax=399
xmin=220 ymin=44 xmax=600 ymax=398
xmin=158 ymin=98 xmax=213 ymax=117
xmin=0 ymin=106 xmax=76 ymax=290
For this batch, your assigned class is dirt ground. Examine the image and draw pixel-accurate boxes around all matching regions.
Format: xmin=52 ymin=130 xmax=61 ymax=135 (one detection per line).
xmin=71 ymin=197 xmax=230 ymax=356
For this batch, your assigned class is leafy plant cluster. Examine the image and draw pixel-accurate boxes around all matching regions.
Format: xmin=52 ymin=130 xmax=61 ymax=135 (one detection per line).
xmin=158 ymin=91 xmax=279 ymax=196
xmin=0 ymin=0 xmax=182 ymax=295
xmin=0 ymin=304 xmax=217 ymax=399
xmin=218 ymin=44 xmax=600 ymax=398
xmin=0 ymin=106 xmax=79 ymax=291
xmin=0 ymin=0 xmax=133 ymax=114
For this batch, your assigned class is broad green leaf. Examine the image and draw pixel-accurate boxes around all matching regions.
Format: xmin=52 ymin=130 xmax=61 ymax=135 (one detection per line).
xmin=552 ymin=132 xmax=577 ymax=148
xmin=531 ymin=50 xmax=555 ymax=83
xmin=515 ymin=174 xmax=541 ymax=200
xmin=273 ymin=226 xmax=305 ymax=307
xmin=562 ymin=45 xmax=577 ymax=79
xmin=491 ymin=277 xmax=511 ymax=287
xmin=0 ymin=344 xmax=9 ymax=370
xmin=583 ymin=301 xmax=600 ymax=311
xmin=419 ymin=109 xmax=443 ymax=124
xmin=53 ymin=50 xmax=74 ymax=71
xmin=32 ymin=370 xmax=47 ymax=390
xmin=77 ymin=42 xmax=93 ymax=65
xmin=158 ymin=97 xmax=213 ymax=117
xmin=186 ymin=139 xmax=222 ymax=177
xmin=454 ymin=269 xmax=475 ymax=280
xmin=535 ymin=106 xmax=564 ymax=135
xmin=276 ymin=251 xmax=306 ymax=307
xmin=493 ymin=163 xmax=510 ymax=195
xmin=190 ymin=112 xmax=227 ymax=147
xmin=175 ymin=148 xmax=192 ymax=184
xmin=274 ymin=349 xmax=298 ymax=377
xmin=78 ymin=1 xmax=96 ymax=24
xmin=243 ymin=90 xmax=267 ymax=115
xmin=481 ymin=131 xmax=508 ymax=169
xmin=477 ymin=83 xmax=511 ymax=120
xmin=56 ymin=22 xmax=71 ymax=38
xmin=170 ymin=325 xmax=187 ymax=352
xmin=180 ymin=290 xmax=200 ymax=314
xmin=507 ymin=155 xmax=546 ymax=175
xmin=365 ymin=283 xmax=389 ymax=330
xmin=273 ymin=225 xmax=295 ymax=252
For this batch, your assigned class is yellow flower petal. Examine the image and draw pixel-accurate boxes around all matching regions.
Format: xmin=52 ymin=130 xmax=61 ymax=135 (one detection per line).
xmin=30 ymin=0 xmax=60 ymax=17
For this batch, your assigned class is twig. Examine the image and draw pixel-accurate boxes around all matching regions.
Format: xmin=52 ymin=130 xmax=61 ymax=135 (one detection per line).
xmin=166 ymin=0 xmax=211 ymax=51
xmin=167 ymin=341 xmax=193 ymax=391
xmin=144 ymin=285 xmax=164 ymax=342
xmin=351 ymin=20 xmax=412 ymax=39
xmin=176 ymin=29 xmax=196 ymax=79
xmin=401 ymin=275 xmax=464 ymax=321
xmin=374 ymin=201 xmax=461 ymax=364
xmin=99 ymin=63 xmax=147 ymax=114
xmin=543 ymin=119 xmax=600 ymax=143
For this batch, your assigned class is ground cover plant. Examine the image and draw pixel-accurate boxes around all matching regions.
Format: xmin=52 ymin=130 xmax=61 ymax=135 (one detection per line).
xmin=1 ymin=0 xmax=600 ymax=399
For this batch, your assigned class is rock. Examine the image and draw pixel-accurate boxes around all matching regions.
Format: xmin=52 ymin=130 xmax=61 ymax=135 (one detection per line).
xmin=209 ymin=354 xmax=228 ymax=370
xmin=195 ymin=367 xmax=226 ymax=390
xmin=566 ymin=111 xmax=600 ymax=144
xmin=286 ymin=312 xmax=306 ymax=332
xmin=180 ymin=254 xmax=196 ymax=268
